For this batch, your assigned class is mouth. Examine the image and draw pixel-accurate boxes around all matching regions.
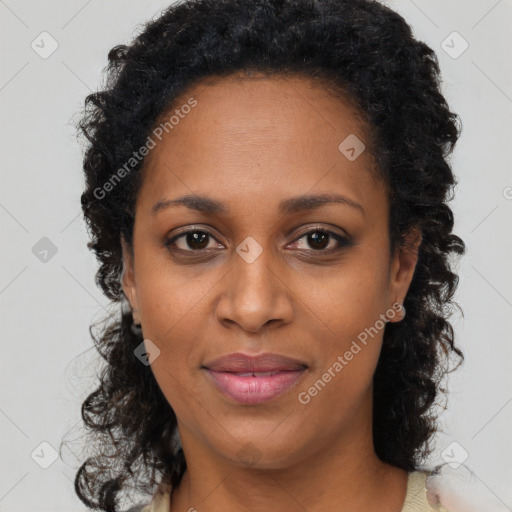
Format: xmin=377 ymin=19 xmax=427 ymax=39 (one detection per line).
xmin=201 ymin=352 xmax=308 ymax=404
xmin=203 ymin=368 xmax=308 ymax=404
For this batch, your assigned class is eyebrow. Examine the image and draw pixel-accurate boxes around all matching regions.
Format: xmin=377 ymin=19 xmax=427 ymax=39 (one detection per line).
xmin=151 ymin=192 xmax=365 ymax=217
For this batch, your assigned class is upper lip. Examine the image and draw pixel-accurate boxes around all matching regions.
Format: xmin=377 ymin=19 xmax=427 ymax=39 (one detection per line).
xmin=202 ymin=352 xmax=308 ymax=372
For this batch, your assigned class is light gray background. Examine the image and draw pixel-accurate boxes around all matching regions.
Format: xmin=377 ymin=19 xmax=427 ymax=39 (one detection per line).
xmin=1 ymin=0 xmax=511 ymax=511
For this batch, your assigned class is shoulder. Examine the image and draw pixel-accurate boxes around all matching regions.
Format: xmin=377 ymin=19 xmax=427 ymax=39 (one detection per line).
xmin=423 ymin=463 xmax=509 ymax=512
xmin=402 ymin=470 xmax=449 ymax=511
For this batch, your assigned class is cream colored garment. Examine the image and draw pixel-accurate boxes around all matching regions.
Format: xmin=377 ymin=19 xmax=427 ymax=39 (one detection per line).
xmin=137 ymin=470 xmax=449 ymax=512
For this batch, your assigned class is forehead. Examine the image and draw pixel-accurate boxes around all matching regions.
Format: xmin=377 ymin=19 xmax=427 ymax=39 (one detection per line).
xmin=138 ymin=73 xmax=383 ymax=217
xmin=153 ymin=71 xmax=371 ymax=151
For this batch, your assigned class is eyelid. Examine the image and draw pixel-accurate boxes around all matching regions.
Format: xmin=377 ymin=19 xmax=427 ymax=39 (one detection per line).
xmin=167 ymin=224 xmax=222 ymax=240
xmin=290 ymin=224 xmax=350 ymax=241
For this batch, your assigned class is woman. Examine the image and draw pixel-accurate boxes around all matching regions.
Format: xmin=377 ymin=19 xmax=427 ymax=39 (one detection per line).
xmin=75 ymin=0 xmax=467 ymax=510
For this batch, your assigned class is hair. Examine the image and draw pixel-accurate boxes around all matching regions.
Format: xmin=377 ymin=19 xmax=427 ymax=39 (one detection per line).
xmin=73 ymin=0 xmax=465 ymax=510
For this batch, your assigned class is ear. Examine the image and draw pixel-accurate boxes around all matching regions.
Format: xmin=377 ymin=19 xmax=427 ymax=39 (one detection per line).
xmin=121 ymin=235 xmax=141 ymax=323
xmin=387 ymin=226 xmax=422 ymax=320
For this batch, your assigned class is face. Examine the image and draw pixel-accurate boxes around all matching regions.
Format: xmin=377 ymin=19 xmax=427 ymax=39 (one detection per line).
xmin=121 ymin=73 xmax=421 ymax=470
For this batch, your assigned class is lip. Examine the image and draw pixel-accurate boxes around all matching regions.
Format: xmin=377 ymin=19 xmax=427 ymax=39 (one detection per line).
xmin=204 ymin=368 xmax=307 ymax=404
xmin=202 ymin=352 xmax=308 ymax=372
xmin=202 ymin=352 xmax=309 ymax=404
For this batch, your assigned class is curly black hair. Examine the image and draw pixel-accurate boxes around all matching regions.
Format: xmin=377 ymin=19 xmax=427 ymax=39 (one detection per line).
xmin=71 ymin=0 xmax=465 ymax=510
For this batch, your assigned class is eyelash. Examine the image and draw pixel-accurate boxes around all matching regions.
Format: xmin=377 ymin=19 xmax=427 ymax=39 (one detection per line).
xmin=164 ymin=226 xmax=352 ymax=257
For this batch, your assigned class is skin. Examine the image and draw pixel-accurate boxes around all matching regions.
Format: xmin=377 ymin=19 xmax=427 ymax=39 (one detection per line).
xmin=121 ymin=72 xmax=422 ymax=512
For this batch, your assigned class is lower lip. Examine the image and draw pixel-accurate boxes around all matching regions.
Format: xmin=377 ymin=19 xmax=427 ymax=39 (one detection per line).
xmin=203 ymin=368 xmax=307 ymax=404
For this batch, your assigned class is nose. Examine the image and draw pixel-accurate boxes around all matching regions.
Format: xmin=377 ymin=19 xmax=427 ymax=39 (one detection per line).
xmin=214 ymin=247 xmax=294 ymax=334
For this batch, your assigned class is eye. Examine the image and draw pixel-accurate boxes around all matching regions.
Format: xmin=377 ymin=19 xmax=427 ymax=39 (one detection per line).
xmin=165 ymin=228 xmax=223 ymax=253
xmin=164 ymin=225 xmax=352 ymax=256
xmin=288 ymin=227 xmax=351 ymax=253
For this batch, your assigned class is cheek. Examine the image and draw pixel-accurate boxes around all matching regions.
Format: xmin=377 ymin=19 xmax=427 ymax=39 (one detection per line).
xmin=295 ymin=269 xmax=388 ymax=419
xmin=290 ymin=252 xmax=389 ymax=402
xmin=134 ymin=272 xmax=211 ymax=413
xmin=144 ymin=301 xmax=210 ymax=424
xmin=135 ymin=255 xmax=212 ymax=345
xmin=293 ymin=254 xmax=390 ymax=345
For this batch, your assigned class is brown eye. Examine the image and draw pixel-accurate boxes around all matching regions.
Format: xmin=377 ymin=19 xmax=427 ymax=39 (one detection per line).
xmin=182 ymin=231 xmax=210 ymax=250
xmin=306 ymin=231 xmax=330 ymax=250
xmin=165 ymin=229 xmax=222 ymax=252
xmin=291 ymin=229 xmax=351 ymax=253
